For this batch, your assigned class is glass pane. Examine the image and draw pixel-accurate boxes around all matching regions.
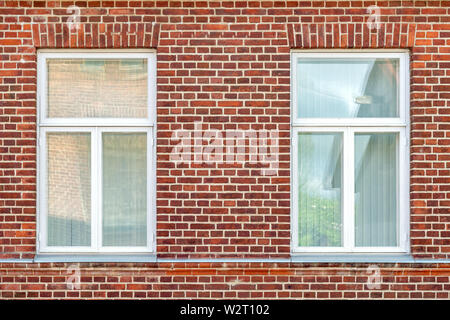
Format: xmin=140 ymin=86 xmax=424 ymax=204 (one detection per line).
xmin=102 ymin=133 xmax=147 ymax=247
xmin=47 ymin=59 xmax=148 ymax=118
xmin=297 ymin=58 xmax=398 ymax=118
xmin=355 ymin=133 xmax=398 ymax=247
xmin=47 ymin=133 xmax=91 ymax=246
xmin=298 ymin=133 xmax=342 ymax=247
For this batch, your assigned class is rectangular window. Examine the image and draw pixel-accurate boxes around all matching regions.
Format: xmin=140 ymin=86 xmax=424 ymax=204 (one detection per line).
xmin=291 ymin=51 xmax=409 ymax=254
xmin=38 ymin=51 xmax=156 ymax=254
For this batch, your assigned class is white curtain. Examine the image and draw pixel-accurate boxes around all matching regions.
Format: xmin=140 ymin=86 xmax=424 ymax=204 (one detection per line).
xmin=47 ymin=58 xmax=148 ymax=118
xmin=355 ymin=133 xmax=397 ymax=247
xmin=102 ymin=133 xmax=147 ymax=247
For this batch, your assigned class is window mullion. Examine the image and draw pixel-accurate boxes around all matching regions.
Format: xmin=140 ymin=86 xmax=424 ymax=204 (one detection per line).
xmin=90 ymin=127 xmax=100 ymax=252
xmin=97 ymin=127 xmax=103 ymax=251
xmin=343 ymin=127 xmax=355 ymax=251
xmin=349 ymin=128 xmax=356 ymax=251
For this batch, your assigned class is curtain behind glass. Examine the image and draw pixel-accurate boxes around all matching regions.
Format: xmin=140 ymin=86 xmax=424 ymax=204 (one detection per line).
xmin=355 ymin=133 xmax=397 ymax=247
xmin=47 ymin=133 xmax=91 ymax=246
xmin=47 ymin=59 xmax=148 ymax=118
xmin=102 ymin=133 xmax=147 ymax=247
xmin=298 ymin=133 xmax=342 ymax=247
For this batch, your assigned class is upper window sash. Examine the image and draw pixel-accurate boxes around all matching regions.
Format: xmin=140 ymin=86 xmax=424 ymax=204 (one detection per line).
xmin=291 ymin=51 xmax=409 ymax=127
xmin=37 ymin=51 xmax=156 ymax=127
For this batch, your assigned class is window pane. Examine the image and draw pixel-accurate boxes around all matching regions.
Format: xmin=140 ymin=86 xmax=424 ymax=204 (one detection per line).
xmin=298 ymin=133 xmax=342 ymax=247
xmin=47 ymin=133 xmax=91 ymax=246
xmin=102 ymin=133 xmax=147 ymax=247
xmin=297 ymin=58 xmax=398 ymax=118
xmin=355 ymin=133 xmax=398 ymax=247
xmin=47 ymin=59 xmax=148 ymax=118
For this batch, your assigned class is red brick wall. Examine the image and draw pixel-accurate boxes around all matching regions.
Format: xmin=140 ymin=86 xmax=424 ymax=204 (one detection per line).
xmin=0 ymin=0 xmax=450 ymax=299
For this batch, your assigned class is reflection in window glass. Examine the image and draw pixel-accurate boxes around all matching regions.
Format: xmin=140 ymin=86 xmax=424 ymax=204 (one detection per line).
xmin=298 ymin=133 xmax=342 ymax=247
xmin=47 ymin=132 xmax=91 ymax=246
xmin=297 ymin=58 xmax=398 ymax=118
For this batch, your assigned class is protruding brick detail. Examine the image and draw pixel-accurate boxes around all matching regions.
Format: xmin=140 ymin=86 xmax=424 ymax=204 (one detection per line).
xmin=30 ymin=22 xmax=160 ymax=48
xmin=287 ymin=23 xmax=417 ymax=49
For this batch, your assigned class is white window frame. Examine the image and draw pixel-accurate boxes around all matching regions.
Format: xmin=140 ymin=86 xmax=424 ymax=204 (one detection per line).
xmin=37 ymin=50 xmax=157 ymax=254
xmin=291 ymin=50 xmax=410 ymax=254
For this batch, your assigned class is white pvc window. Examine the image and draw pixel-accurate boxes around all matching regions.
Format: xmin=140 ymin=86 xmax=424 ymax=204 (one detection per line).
xmin=37 ymin=50 xmax=156 ymax=254
xmin=291 ymin=51 xmax=410 ymax=254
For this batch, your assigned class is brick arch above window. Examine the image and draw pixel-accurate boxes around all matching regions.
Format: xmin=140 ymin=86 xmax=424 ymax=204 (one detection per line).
xmin=286 ymin=23 xmax=417 ymax=49
xmin=30 ymin=22 xmax=161 ymax=49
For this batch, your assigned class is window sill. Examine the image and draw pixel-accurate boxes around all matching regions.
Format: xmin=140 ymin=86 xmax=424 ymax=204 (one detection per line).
xmin=34 ymin=254 xmax=157 ymax=263
xmin=290 ymin=253 xmax=414 ymax=263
